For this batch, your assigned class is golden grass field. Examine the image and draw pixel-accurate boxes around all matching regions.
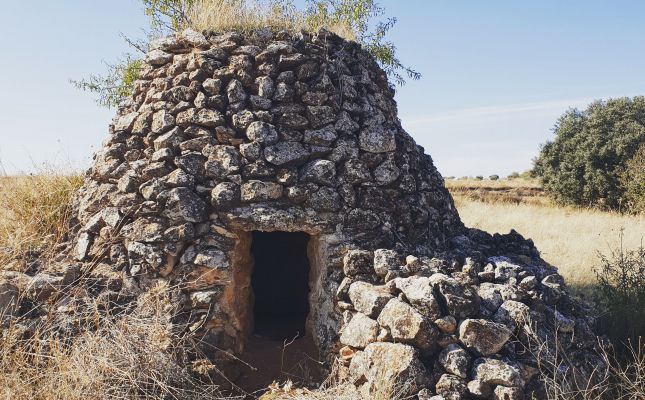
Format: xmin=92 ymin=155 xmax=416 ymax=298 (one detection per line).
xmin=446 ymin=178 xmax=645 ymax=295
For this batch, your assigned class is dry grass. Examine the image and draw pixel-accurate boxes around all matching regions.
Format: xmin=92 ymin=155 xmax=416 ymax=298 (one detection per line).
xmin=519 ymin=315 xmax=645 ymax=400
xmin=0 ymin=174 xmax=83 ymax=270
xmin=260 ymin=367 xmax=410 ymax=400
xmin=185 ymin=0 xmax=356 ymax=40
xmin=453 ymin=196 xmax=645 ymax=295
xmin=0 ymin=283 xmax=224 ymax=400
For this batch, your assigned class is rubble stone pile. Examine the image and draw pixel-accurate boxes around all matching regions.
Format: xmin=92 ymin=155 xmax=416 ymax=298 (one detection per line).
xmin=0 ymin=28 xmax=604 ymax=399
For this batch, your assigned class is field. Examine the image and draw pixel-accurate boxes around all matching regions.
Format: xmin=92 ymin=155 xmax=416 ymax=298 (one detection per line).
xmin=446 ymin=178 xmax=645 ymax=296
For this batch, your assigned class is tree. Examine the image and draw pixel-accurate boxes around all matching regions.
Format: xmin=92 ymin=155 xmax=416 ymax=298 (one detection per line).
xmin=533 ymin=97 xmax=645 ymax=211
xmin=74 ymin=0 xmax=419 ymax=108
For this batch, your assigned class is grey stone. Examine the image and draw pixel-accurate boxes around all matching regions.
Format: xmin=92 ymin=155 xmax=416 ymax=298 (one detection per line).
xmin=194 ymin=248 xmax=228 ymax=269
xmin=429 ymin=273 xmax=480 ymax=319
xmin=74 ymin=232 xmax=92 ymax=261
xmin=240 ymin=180 xmax=283 ymax=202
xmin=342 ymin=158 xmax=371 ymax=184
xmin=478 ymin=282 xmax=505 ymax=312
xmin=348 ymin=281 xmax=392 ymax=318
xmin=300 ymin=159 xmax=336 ymax=186
xmin=227 ymin=79 xmax=247 ymax=103
xmin=191 ymin=290 xmax=220 ymax=308
xmin=232 ymin=110 xmax=255 ymax=130
xmin=471 ymin=358 xmax=524 ymax=388
xmin=153 ymin=127 xmax=184 ymax=150
xmin=202 ymin=78 xmax=222 ymax=95
xmin=179 ymin=28 xmax=209 ymax=47
xmin=435 ymin=374 xmax=468 ymax=400
xmin=114 ymin=112 xmax=138 ymax=132
xmin=194 ymin=109 xmax=225 ymax=127
xmin=467 ymin=380 xmax=493 ymax=399
xmin=264 ymin=142 xmax=309 ymax=166
xmin=359 ymin=126 xmax=396 ymax=153
xmin=163 ymin=188 xmax=207 ymax=222
xmin=373 ymin=249 xmax=400 ymax=277
xmin=377 ymin=298 xmax=438 ymax=351
xmin=343 ymin=250 xmax=373 ymax=276
xmin=374 ymin=159 xmax=401 ymax=185
xmin=152 ymin=110 xmax=175 ymax=133
xmin=246 ymin=121 xmax=278 ymax=144
xmin=303 ymin=126 xmax=338 ymax=146
xmin=392 ymin=276 xmax=442 ymax=320
xmin=145 ymin=49 xmax=173 ymax=66
xmin=459 ymin=319 xmax=512 ymax=356
xmin=435 ymin=315 xmax=458 ymax=334
xmin=349 ymin=342 xmax=430 ymax=395
xmin=494 ymin=386 xmax=523 ymax=400
xmin=340 ymin=313 xmax=379 ymax=349
xmin=256 ymin=76 xmax=275 ymax=98
xmin=208 ymin=145 xmax=243 ymax=175
xmin=438 ymin=344 xmax=472 ymax=378
xmin=305 ymin=187 xmax=340 ymax=211
xmin=306 ymin=105 xmax=335 ymax=128
xmin=211 ymin=182 xmax=240 ymax=209
xmin=493 ymin=300 xmax=531 ymax=330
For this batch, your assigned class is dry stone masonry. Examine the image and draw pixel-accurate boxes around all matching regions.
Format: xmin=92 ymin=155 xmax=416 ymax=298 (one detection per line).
xmin=0 ymin=28 xmax=605 ymax=399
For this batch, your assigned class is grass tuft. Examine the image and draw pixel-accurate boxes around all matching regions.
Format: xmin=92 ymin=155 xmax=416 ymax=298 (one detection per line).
xmin=0 ymin=173 xmax=83 ymax=270
xmin=184 ymin=0 xmax=356 ymax=40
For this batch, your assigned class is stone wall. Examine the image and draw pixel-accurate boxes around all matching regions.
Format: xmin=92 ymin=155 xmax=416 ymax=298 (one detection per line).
xmin=69 ymin=27 xmax=465 ymax=359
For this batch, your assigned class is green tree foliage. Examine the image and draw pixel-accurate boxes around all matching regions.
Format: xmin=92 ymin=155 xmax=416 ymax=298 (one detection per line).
xmin=533 ymin=97 xmax=645 ymax=211
xmin=304 ymin=0 xmax=420 ymax=85
xmin=77 ymin=0 xmax=418 ymax=107
xmin=72 ymin=56 xmax=143 ymax=109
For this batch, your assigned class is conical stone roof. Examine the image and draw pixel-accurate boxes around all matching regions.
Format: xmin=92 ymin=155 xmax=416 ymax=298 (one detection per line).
xmin=49 ymin=28 xmax=604 ymax=398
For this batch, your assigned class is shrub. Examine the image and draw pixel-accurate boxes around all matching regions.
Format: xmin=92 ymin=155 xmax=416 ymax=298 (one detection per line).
xmin=620 ymin=143 xmax=645 ymax=213
xmin=475 ymin=175 xmax=483 ymax=180
xmin=507 ymin=171 xmax=520 ymax=179
xmin=489 ymin=174 xmax=499 ymax=181
xmin=594 ymin=234 xmax=645 ymax=346
xmin=533 ymin=97 xmax=645 ymax=211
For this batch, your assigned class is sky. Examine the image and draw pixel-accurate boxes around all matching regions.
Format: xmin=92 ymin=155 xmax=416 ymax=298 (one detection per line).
xmin=1 ymin=1 xmax=644 ymax=177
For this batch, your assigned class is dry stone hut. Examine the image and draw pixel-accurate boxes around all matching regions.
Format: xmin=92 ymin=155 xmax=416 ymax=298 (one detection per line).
xmin=2 ymin=28 xmax=604 ymax=399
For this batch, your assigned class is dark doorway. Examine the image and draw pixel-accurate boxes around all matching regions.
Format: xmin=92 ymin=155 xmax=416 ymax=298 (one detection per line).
xmin=251 ymin=231 xmax=311 ymax=340
xmin=241 ymin=231 xmax=321 ymax=394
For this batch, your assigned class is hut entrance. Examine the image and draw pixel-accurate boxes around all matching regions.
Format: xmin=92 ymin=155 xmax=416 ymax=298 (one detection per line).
xmin=251 ymin=231 xmax=310 ymax=340
xmin=239 ymin=231 xmax=322 ymax=392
